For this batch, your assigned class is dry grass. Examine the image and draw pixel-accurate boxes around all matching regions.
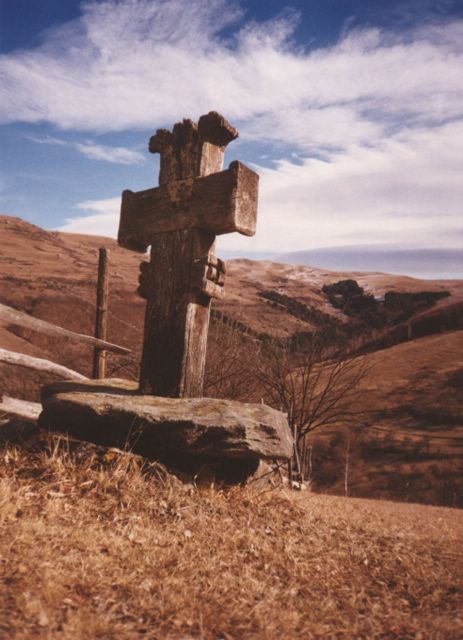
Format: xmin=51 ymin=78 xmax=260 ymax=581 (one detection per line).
xmin=0 ymin=442 xmax=462 ymax=639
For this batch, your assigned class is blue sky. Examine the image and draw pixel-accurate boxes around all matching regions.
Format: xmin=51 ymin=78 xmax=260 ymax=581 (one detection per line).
xmin=0 ymin=0 xmax=462 ymax=260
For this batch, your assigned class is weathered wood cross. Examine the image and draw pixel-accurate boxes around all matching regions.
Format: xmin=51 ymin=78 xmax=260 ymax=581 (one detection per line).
xmin=118 ymin=112 xmax=259 ymax=398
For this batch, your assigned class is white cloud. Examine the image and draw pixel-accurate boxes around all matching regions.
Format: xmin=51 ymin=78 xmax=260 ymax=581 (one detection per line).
xmin=27 ymin=135 xmax=68 ymax=146
xmin=0 ymin=0 xmax=461 ymax=147
xmin=58 ymin=120 xmax=463 ymax=254
xmin=218 ymin=120 xmax=463 ymax=253
xmin=75 ymin=142 xmax=144 ymax=164
xmin=59 ymin=197 xmax=121 ymax=236
xmin=28 ymin=135 xmax=144 ymax=165
xmin=3 ymin=0 xmax=462 ymax=252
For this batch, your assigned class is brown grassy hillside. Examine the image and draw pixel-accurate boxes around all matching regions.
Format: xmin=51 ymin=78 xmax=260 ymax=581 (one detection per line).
xmin=1 ymin=216 xmax=462 ymax=637
xmin=0 ymin=442 xmax=462 ymax=640
xmin=0 ymin=215 xmax=145 ymax=383
xmin=1 ymin=215 xmax=461 ymax=370
xmin=307 ymin=331 xmax=463 ymax=506
xmin=1 ymin=215 xmax=462 ymax=506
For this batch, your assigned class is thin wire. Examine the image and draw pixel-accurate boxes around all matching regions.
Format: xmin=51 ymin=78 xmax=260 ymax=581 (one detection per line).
xmin=39 ymin=278 xmax=144 ymax=336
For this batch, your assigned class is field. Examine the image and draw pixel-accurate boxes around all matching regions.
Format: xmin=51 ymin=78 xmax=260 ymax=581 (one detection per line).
xmin=307 ymin=331 xmax=463 ymax=506
xmin=1 ymin=215 xmax=463 ymax=637
xmin=1 ymin=441 xmax=462 ymax=639
xmin=1 ymin=215 xmax=463 ymax=507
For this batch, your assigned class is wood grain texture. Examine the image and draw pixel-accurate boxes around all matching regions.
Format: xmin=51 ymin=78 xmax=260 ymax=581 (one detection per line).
xmin=139 ymin=114 xmax=238 ymax=397
xmin=92 ymin=247 xmax=110 ymax=378
xmin=0 ymin=347 xmax=87 ymax=381
xmin=118 ymin=161 xmax=258 ymax=252
xmin=118 ymin=112 xmax=258 ymax=398
xmin=0 ymin=395 xmax=42 ymax=421
xmin=0 ymin=302 xmax=130 ymax=355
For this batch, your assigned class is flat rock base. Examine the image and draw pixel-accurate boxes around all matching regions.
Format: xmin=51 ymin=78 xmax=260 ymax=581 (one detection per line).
xmin=39 ymin=379 xmax=292 ymax=485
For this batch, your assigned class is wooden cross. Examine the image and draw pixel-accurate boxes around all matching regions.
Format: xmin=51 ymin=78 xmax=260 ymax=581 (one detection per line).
xmin=118 ymin=112 xmax=259 ymax=398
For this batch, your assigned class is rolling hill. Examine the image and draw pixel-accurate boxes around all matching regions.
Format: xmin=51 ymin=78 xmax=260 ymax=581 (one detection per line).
xmin=0 ymin=214 xmax=462 ymax=506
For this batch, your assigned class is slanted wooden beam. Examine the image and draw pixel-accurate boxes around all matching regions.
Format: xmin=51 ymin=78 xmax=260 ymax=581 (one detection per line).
xmin=0 ymin=302 xmax=130 ymax=355
xmin=0 ymin=347 xmax=87 ymax=381
xmin=0 ymin=395 xmax=42 ymax=421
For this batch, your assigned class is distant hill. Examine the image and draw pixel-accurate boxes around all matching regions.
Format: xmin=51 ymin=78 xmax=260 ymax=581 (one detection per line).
xmin=0 ymin=214 xmax=462 ymax=506
xmin=309 ymin=331 xmax=463 ymax=506
xmin=275 ymin=245 xmax=463 ymax=280
xmin=1 ymin=212 xmax=462 ymax=395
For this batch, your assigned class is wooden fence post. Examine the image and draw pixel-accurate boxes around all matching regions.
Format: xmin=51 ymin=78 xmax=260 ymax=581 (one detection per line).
xmin=92 ymin=247 xmax=109 ymax=379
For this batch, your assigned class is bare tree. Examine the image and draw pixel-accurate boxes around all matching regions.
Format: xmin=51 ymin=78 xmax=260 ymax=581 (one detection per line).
xmin=204 ymin=315 xmax=260 ymax=402
xmin=203 ymin=318 xmax=368 ymax=484
xmin=344 ymin=435 xmax=351 ymax=497
xmin=255 ymin=333 xmax=368 ymax=482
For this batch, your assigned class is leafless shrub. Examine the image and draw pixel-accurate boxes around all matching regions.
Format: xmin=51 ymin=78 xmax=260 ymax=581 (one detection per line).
xmin=256 ymin=333 xmax=369 ymax=480
xmin=204 ymin=314 xmax=260 ymax=402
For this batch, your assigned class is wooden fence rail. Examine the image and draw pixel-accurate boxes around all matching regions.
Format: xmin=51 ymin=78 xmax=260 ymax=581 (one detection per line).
xmin=0 ymin=347 xmax=87 ymax=381
xmin=0 ymin=254 xmax=131 ymax=421
xmin=0 ymin=395 xmax=42 ymax=422
xmin=0 ymin=302 xmax=130 ymax=355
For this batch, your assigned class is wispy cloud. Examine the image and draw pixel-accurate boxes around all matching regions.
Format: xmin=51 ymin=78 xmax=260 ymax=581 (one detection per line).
xmin=60 ymin=197 xmax=121 ymax=236
xmin=225 ymin=121 xmax=463 ymax=253
xmin=28 ymin=135 xmax=144 ymax=165
xmin=58 ymin=120 xmax=463 ymax=254
xmin=75 ymin=143 xmax=144 ymax=164
xmin=3 ymin=0 xmax=462 ymax=253
xmin=27 ymin=135 xmax=68 ymax=146
xmin=1 ymin=0 xmax=461 ymax=145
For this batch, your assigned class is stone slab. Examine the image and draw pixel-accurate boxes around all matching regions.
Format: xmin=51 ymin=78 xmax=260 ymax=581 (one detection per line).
xmin=39 ymin=379 xmax=292 ymax=462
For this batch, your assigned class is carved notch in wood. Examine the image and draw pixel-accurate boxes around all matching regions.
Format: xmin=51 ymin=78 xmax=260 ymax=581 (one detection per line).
xmin=192 ymin=256 xmax=226 ymax=300
xmin=137 ymin=260 xmax=153 ymax=300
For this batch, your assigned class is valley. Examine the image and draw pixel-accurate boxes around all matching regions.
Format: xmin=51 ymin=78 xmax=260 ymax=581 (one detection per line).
xmin=1 ymin=214 xmax=462 ymax=506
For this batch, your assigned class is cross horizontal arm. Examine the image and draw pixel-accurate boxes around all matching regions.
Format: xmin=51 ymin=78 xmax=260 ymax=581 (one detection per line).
xmin=118 ymin=161 xmax=258 ymax=253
